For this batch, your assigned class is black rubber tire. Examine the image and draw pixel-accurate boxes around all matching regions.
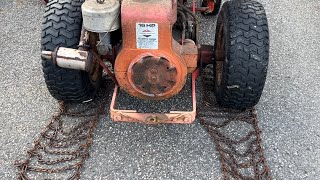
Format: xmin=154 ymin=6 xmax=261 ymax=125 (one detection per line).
xmin=41 ymin=0 xmax=100 ymax=102
xmin=213 ymin=0 xmax=269 ymax=109
xmin=201 ymin=0 xmax=222 ymax=16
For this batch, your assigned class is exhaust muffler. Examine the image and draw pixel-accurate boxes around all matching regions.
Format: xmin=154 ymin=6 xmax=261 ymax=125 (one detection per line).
xmin=41 ymin=47 xmax=93 ymax=72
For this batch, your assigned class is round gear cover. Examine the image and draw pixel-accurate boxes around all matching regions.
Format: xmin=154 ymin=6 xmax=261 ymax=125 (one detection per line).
xmin=130 ymin=56 xmax=178 ymax=96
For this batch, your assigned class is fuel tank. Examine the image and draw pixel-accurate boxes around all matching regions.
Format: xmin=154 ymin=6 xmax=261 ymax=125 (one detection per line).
xmin=114 ymin=0 xmax=195 ymax=100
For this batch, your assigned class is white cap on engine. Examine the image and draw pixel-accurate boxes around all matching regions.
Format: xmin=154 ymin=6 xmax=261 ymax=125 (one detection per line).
xmin=82 ymin=0 xmax=120 ymax=33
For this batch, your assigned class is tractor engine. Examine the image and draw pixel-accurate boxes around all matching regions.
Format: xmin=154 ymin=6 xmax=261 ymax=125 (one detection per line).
xmin=83 ymin=0 xmax=198 ymax=100
xmin=115 ymin=0 xmax=198 ymax=100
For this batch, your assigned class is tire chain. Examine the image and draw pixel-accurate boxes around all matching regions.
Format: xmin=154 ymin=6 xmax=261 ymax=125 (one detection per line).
xmin=14 ymin=66 xmax=272 ymax=179
xmin=198 ymin=65 xmax=272 ymax=180
xmin=15 ymin=95 xmax=108 ymax=180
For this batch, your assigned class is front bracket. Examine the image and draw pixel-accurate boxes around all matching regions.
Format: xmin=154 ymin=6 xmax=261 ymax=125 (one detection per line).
xmin=110 ymin=69 xmax=199 ymax=124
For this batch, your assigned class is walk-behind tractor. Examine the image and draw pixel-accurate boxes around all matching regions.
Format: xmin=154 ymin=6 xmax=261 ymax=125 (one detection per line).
xmin=41 ymin=0 xmax=269 ymax=124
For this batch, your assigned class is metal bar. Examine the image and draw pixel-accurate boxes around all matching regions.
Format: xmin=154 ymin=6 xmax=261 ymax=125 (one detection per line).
xmin=110 ymin=69 xmax=200 ymax=124
xmin=192 ymin=0 xmax=196 ymax=13
xmin=91 ymin=51 xmax=119 ymax=86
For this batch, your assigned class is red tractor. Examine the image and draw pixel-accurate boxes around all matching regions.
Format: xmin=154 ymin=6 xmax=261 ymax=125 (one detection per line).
xmin=41 ymin=0 xmax=269 ymax=124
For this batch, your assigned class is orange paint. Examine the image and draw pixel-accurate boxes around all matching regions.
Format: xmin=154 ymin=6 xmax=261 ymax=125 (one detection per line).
xmin=115 ymin=0 xmax=198 ymax=100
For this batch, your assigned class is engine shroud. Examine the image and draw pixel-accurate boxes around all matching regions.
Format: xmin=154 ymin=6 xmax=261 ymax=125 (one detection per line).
xmin=114 ymin=0 xmax=197 ymax=100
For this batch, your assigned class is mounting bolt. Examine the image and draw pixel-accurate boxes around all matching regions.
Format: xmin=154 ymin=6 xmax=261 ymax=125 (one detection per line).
xmin=116 ymin=115 xmax=122 ymax=121
xmin=151 ymin=76 xmax=157 ymax=81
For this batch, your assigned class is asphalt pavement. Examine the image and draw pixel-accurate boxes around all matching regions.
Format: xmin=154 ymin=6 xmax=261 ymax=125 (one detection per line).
xmin=0 ymin=0 xmax=319 ymax=179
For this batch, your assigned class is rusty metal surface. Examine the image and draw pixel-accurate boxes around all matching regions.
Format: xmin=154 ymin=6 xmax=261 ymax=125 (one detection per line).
xmin=199 ymin=44 xmax=214 ymax=64
xmin=116 ymin=36 xmax=197 ymax=100
xmin=198 ymin=66 xmax=272 ymax=180
xmin=116 ymin=50 xmax=187 ymax=100
xmin=13 ymin=63 xmax=273 ymax=180
xmin=87 ymin=31 xmax=103 ymax=83
xmin=91 ymin=51 xmax=119 ymax=86
xmin=130 ymin=56 xmax=178 ymax=96
xmin=116 ymin=74 xmax=193 ymax=113
xmin=181 ymin=39 xmax=198 ymax=73
xmin=199 ymin=107 xmax=272 ymax=180
xmin=15 ymin=95 xmax=108 ymax=180
xmin=56 ymin=47 xmax=92 ymax=72
xmin=110 ymin=69 xmax=199 ymax=124
xmin=41 ymin=47 xmax=94 ymax=72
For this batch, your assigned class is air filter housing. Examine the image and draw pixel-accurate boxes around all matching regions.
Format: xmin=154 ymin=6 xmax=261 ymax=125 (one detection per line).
xmin=81 ymin=0 xmax=120 ymax=33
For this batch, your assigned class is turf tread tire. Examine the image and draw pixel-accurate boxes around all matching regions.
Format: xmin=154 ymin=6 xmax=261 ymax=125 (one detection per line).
xmin=41 ymin=0 xmax=98 ymax=102
xmin=213 ymin=0 xmax=269 ymax=109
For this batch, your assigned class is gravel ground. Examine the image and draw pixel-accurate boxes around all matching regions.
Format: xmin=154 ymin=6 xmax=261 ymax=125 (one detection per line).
xmin=0 ymin=0 xmax=319 ymax=179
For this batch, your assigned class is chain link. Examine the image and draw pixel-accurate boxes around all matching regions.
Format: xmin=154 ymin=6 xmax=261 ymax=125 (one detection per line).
xmin=15 ymin=95 xmax=108 ymax=180
xmin=198 ymin=65 xmax=272 ymax=180
xmin=15 ymin=65 xmax=272 ymax=179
